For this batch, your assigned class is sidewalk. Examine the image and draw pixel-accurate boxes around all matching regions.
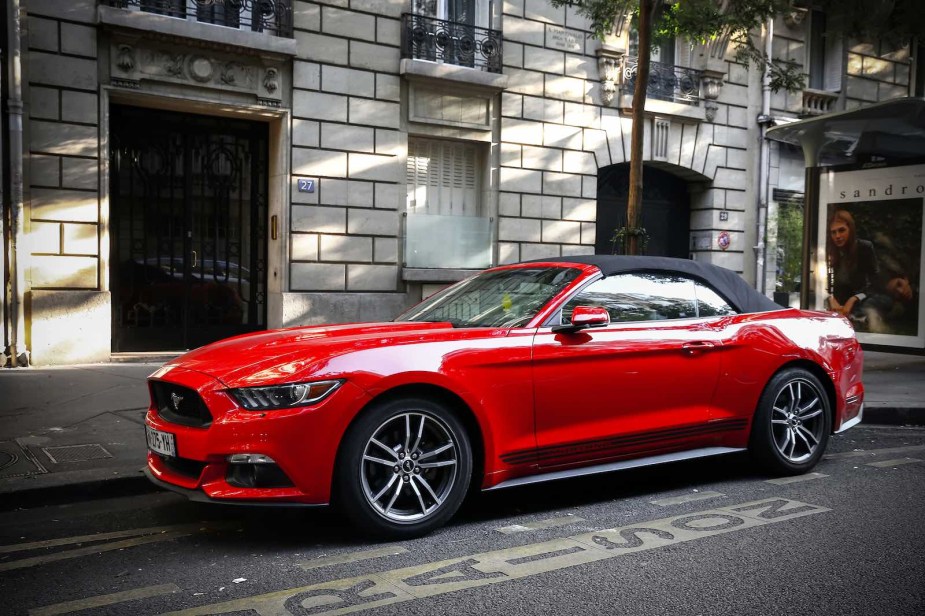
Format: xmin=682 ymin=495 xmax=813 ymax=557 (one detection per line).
xmin=1 ymin=351 xmax=923 ymax=509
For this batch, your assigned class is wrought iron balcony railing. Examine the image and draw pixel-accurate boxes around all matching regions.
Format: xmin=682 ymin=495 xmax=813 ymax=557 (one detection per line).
xmin=622 ymin=56 xmax=702 ymax=106
xmin=401 ymin=13 xmax=502 ymax=74
xmin=104 ymin=0 xmax=293 ymax=38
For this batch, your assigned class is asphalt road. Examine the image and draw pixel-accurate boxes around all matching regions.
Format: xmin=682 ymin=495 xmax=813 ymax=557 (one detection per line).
xmin=1 ymin=425 xmax=924 ymax=616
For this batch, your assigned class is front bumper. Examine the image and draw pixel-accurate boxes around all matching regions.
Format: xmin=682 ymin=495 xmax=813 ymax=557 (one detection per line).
xmin=144 ymin=366 xmax=371 ymax=505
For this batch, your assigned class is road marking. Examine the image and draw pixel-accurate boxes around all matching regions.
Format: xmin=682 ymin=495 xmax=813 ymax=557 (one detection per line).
xmin=301 ymin=546 xmax=409 ymax=570
xmin=650 ymin=491 xmax=724 ymax=506
xmin=495 ymin=515 xmax=586 ymax=534
xmin=0 ymin=522 xmax=220 ymax=554
xmin=825 ymin=444 xmax=925 ymax=460
xmin=765 ymin=472 xmax=829 ymax=485
xmin=28 ymin=584 xmax=180 ymax=616
xmin=0 ymin=532 xmax=191 ymax=572
xmin=162 ymin=498 xmax=829 ymax=616
xmin=866 ymin=457 xmax=923 ymax=468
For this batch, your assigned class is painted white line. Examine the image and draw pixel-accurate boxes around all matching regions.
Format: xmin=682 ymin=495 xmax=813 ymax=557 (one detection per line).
xmin=162 ymin=498 xmax=829 ymax=616
xmin=300 ymin=546 xmax=409 ymax=570
xmin=765 ymin=472 xmax=829 ymax=485
xmin=29 ymin=584 xmax=180 ymax=616
xmin=650 ymin=491 xmax=724 ymax=506
xmin=825 ymin=444 xmax=925 ymax=460
xmin=866 ymin=457 xmax=923 ymax=468
xmin=0 ymin=522 xmax=224 ymax=554
xmin=495 ymin=515 xmax=586 ymax=534
xmin=0 ymin=532 xmax=191 ymax=572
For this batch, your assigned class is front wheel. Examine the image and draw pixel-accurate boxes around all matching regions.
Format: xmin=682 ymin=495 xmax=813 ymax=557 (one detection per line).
xmin=750 ymin=368 xmax=831 ymax=475
xmin=335 ymin=397 xmax=472 ymax=538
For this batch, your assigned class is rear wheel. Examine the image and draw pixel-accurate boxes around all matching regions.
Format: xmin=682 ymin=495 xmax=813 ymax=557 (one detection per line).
xmin=335 ymin=397 xmax=472 ymax=538
xmin=750 ymin=367 xmax=831 ymax=475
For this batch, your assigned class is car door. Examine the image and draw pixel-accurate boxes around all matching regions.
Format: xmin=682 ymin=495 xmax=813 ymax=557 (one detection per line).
xmin=530 ymin=271 xmax=733 ymax=469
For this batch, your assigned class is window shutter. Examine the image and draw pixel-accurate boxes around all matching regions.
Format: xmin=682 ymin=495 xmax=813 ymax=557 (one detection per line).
xmin=406 ymin=138 xmax=482 ymax=217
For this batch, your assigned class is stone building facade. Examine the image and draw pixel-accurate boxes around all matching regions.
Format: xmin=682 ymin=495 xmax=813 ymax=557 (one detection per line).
xmin=1 ymin=0 xmax=921 ymax=365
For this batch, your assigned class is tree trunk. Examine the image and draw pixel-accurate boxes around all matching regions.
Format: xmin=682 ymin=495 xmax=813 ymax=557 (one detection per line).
xmin=626 ymin=0 xmax=653 ymax=255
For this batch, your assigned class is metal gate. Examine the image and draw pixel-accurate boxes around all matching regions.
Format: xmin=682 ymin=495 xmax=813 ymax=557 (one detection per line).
xmin=110 ymin=106 xmax=268 ymax=352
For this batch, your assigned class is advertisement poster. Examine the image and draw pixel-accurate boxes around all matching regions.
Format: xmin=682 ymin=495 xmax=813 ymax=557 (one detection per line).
xmin=816 ymin=163 xmax=925 ymax=349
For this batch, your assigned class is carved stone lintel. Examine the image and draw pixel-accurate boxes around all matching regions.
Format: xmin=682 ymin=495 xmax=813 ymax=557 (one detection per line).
xmin=116 ymin=44 xmax=135 ymax=72
xmin=784 ymin=7 xmax=808 ymax=28
xmin=263 ymin=67 xmax=279 ymax=94
xmin=704 ymin=100 xmax=719 ymax=123
xmin=701 ymin=70 xmax=726 ymax=101
xmin=112 ymin=77 xmax=141 ymax=90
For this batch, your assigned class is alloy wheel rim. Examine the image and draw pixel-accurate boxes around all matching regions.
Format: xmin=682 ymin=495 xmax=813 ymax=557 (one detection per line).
xmin=360 ymin=412 xmax=459 ymax=523
xmin=770 ymin=378 xmax=825 ymax=463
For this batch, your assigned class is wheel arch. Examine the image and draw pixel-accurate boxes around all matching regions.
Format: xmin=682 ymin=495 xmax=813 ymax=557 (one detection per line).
xmin=333 ymin=383 xmax=487 ymax=492
xmin=763 ymin=359 xmax=838 ymax=432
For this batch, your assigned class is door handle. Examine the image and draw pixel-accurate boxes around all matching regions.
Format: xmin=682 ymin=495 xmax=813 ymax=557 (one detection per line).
xmin=191 ymin=250 xmax=198 ymax=269
xmin=682 ymin=341 xmax=715 ymax=354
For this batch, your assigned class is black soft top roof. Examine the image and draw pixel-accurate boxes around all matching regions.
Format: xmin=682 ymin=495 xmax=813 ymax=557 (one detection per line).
xmin=525 ymin=255 xmax=782 ymax=314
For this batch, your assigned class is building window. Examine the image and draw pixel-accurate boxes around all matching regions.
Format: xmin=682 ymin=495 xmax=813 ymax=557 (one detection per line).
xmin=808 ymin=9 xmax=842 ymax=91
xmin=402 ymin=1 xmax=502 ymax=73
xmin=405 ymin=138 xmax=491 ymax=269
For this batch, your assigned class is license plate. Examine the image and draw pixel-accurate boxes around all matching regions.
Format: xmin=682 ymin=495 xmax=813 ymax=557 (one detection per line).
xmin=146 ymin=426 xmax=176 ymax=457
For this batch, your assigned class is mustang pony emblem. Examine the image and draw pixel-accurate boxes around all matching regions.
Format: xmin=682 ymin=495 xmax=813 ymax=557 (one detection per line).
xmin=170 ymin=392 xmax=184 ymax=411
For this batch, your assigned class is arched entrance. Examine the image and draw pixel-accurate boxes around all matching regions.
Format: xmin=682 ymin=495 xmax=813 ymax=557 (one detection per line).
xmin=596 ymin=164 xmax=691 ymax=257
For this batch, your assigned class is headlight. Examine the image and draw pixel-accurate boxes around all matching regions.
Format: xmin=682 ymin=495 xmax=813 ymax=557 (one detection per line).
xmin=228 ymin=380 xmax=343 ymax=410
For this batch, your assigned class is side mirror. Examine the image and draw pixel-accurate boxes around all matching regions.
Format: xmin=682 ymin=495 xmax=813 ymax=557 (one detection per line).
xmin=551 ymin=305 xmax=610 ymax=333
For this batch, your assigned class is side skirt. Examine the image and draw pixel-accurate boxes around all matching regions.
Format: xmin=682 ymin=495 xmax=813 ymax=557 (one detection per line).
xmin=484 ymin=446 xmax=746 ymax=492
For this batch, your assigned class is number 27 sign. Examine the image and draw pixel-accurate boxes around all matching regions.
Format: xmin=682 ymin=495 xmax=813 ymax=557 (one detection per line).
xmin=297 ymin=178 xmax=316 ymax=193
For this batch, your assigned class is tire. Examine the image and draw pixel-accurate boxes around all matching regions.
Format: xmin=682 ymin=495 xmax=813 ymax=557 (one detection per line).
xmin=335 ymin=397 xmax=473 ymax=538
xmin=749 ymin=367 xmax=831 ymax=476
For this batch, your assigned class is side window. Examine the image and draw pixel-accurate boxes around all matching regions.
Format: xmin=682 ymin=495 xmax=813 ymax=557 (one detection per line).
xmin=694 ymin=281 xmax=737 ymax=317
xmin=561 ymin=272 xmax=698 ymax=324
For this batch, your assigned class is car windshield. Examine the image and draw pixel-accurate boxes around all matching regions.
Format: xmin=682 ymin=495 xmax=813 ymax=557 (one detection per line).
xmin=397 ymin=267 xmax=582 ymax=328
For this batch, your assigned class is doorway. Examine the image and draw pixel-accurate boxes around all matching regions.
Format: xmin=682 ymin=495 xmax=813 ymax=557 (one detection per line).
xmin=596 ymin=164 xmax=691 ymax=258
xmin=110 ymin=106 xmax=268 ymax=352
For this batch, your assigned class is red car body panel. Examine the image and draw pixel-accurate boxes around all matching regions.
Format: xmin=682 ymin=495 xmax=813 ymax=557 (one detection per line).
xmin=144 ymin=261 xmax=864 ymax=506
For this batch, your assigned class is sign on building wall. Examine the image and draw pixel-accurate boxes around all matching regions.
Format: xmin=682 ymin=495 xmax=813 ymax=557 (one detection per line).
xmin=815 ymin=163 xmax=925 ymax=349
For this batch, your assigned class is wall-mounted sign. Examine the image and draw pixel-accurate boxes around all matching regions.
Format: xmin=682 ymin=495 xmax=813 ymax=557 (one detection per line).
xmin=717 ymin=231 xmax=731 ymax=250
xmin=297 ymin=178 xmax=316 ymax=193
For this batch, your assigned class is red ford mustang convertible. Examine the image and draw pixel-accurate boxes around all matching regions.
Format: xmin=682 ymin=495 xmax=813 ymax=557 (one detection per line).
xmin=145 ymin=256 xmax=864 ymax=536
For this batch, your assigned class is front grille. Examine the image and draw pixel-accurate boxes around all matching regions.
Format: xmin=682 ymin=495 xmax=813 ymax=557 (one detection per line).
xmin=150 ymin=381 xmax=213 ymax=427
xmin=157 ymin=454 xmax=207 ymax=480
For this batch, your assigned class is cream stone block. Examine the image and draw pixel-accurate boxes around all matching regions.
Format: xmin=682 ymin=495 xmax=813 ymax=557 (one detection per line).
xmin=542 ymin=220 xmax=581 ymax=243
xmin=296 ymin=32 xmax=348 ymax=64
xmin=377 ymin=16 xmax=401 ymax=46
xmin=582 ymin=176 xmax=597 ymax=199
xmin=61 ymin=157 xmax=98 ymax=190
xmin=524 ymin=96 xmax=563 ymax=123
xmin=291 ymin=262 xmax=346 ymax=290
xmin=504 ymin=1 xmax=525 ymax=18
xmin=62 ymin=222 xmax=98 ymax=255
xmin=524 ymin=47 xmax=565 ymax=74
xmin=30 ymin=122 xmax=97 ymax=156
xmin=348 ymin=264 xmax=398 ymax=291
xmin=29 ymin=17 xmax=58 ymax=52
xmin=321 ymin=123 xmax=375 ymax=153
xmin=358 ymin=0 xmax=403 ymax=18
xmin=321 ymin=179 xmax=375 ymax=207
xmin=499 ymin=217 xmax=541 ymax=242
xmin=30 ymin=221 xmax=61 ymax=254
xmin=521 ymin=243 xmax=561 ymax=261
xmin=375 ymin=129 xmax=402 ymax=156
xmin=349 ymin=98 xmax=400 ymax=129
xmin=525 ymin=0 xmax=565 ymax=23
xmin=30 ymin=255 xmax=97 ymax=288
xmin=522 ymin=195 xmax=561 ymax=219
xmin=322 ymin=65 xmax=375 ymax=96
xmin=350 ymin=41 xmax=400 ymax=73
xmin=28 ymin=52 xmax=97 ymax=90
xmin=580 ymin=222 xmax=596 ymax=245
xmin=348 ymin=153 xmax=401 ymax=182
xmin=504 ymin=17 xmax=545 ymax=46
xmin=563 ymin=150 xmax=595 ymax=174
xmin=292 ymin=205 xmax=347 ymax=233
xmin=61 ymin=91 xmax=97 ymax=124
xmin=376 ymin=74 xmax=401 ymax=102
xmin=543 ymin=171 xmax=582 ymax=197
xmin=320 ymin=235 xmax=373 ymax=262
xmin=545 ymin=74 xmax=589 ymax=103
xmin=374 ymin=237 xmax=398 ymax=263
xmin=293 ymin=91 xmax=347 ymax=121
xmin=291 ymin=233 xmax=319 ymax=261
xmin=501 ymin=118 xmax=545 ymax=145
xmin=499 ymin=192 xmax=521 ymax=216
xmin=564 ymin=102 xmax=600 ymax=129
xmin=293 ymin=118 xmax=320 ymax=147
xmin=375 ymin=183 xmax=401 ymax=209
xmin=322 ymin=6 xmax=375 ymax=40
xmin=503 ymin=41 xmax=524 ymax=69
xmin=499 ymin=167 xmax=543 ymax=193
xmin=30 ymin=86 xmax=60 ymax=120
xmin=29 ymin=290 xmax=110 ymax=366
xmin=498 ymin=241 xmax=520 ymax=264
xmin=347 ymin=208 xmax=399 ymax=235
xmin=31 ymin=154 xmax=60 ymax=187
xmin=28 ymin=0 xmax=97 ymax=22
xmin=543 ymin=123 xmax=583 ymax=149
xmin=505 ymin=68 xmax=546 ymax=96
xmin=61 ymin=23 xmax=97 ymax=57
xmin=565 ymin=54 xmax=595 ymax=80
xmin=500 ymin=142 xmax=522 ymax=167
xmin=293 ymin=147 xmax=348 ymax=178
xmin=562 ymin=197 xmax=595 ymax=221
xmin=522 ymin=145 xmax=562 ymax=172
xmin=31 ymin=188 xmax=98 ymax=222
xmin=292 ymin=1 xmax=321 ymax=31
xmin=294 ymin=61 xmax=321 ymax=90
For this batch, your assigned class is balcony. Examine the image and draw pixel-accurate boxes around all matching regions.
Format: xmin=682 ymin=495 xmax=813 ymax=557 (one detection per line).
xmin=801 ymin=88 xmax=839 ymax=117
xmin=401 ymin=13 xmax=502 ymax=74
xmin=621 ymin=56 xmax=702 ymax=106
xmin=102 ymin=0 xmax=293 ymax=38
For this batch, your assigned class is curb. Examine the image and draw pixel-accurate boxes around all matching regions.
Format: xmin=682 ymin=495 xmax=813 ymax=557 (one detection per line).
xmin=861 ymin=406 xmax=925 ymax=427
xmin=0 ymin=475 xmax=157 ymax=512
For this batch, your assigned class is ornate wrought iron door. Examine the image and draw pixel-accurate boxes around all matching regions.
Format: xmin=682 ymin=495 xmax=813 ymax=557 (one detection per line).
xmin=110 ymin=106 xmax=268 ymax=351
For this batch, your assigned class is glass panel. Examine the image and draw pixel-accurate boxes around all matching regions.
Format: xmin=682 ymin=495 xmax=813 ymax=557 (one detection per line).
xmin=398 ymin=267 xmax=581 ymax=328
xmin=405 ymin=214 xmax=491 ymax=269
xmin=561 ymin=272 xmax=697 ymax=323
xmin=694 ymin=281 xmax=737 ymax=317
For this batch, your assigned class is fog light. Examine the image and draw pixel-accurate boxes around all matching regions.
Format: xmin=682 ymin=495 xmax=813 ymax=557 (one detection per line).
xmin=227 ymin=453 xmax=277 ymax=465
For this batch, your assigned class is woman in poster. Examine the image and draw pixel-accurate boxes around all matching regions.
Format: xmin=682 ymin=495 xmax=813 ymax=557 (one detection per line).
xmin=825 ymin=208 xmax=880 ymax=324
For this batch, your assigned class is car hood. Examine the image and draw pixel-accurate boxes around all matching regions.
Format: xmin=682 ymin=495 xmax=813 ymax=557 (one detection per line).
xmin=159 ymin=321 xmax=455 ymax=388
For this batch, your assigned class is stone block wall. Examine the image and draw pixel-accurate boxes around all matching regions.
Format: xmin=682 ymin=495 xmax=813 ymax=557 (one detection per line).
xmin=845 ymin=40 xmax=911 ymax=109
xmin=22 ymin=0 xmax=107 ymax=364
